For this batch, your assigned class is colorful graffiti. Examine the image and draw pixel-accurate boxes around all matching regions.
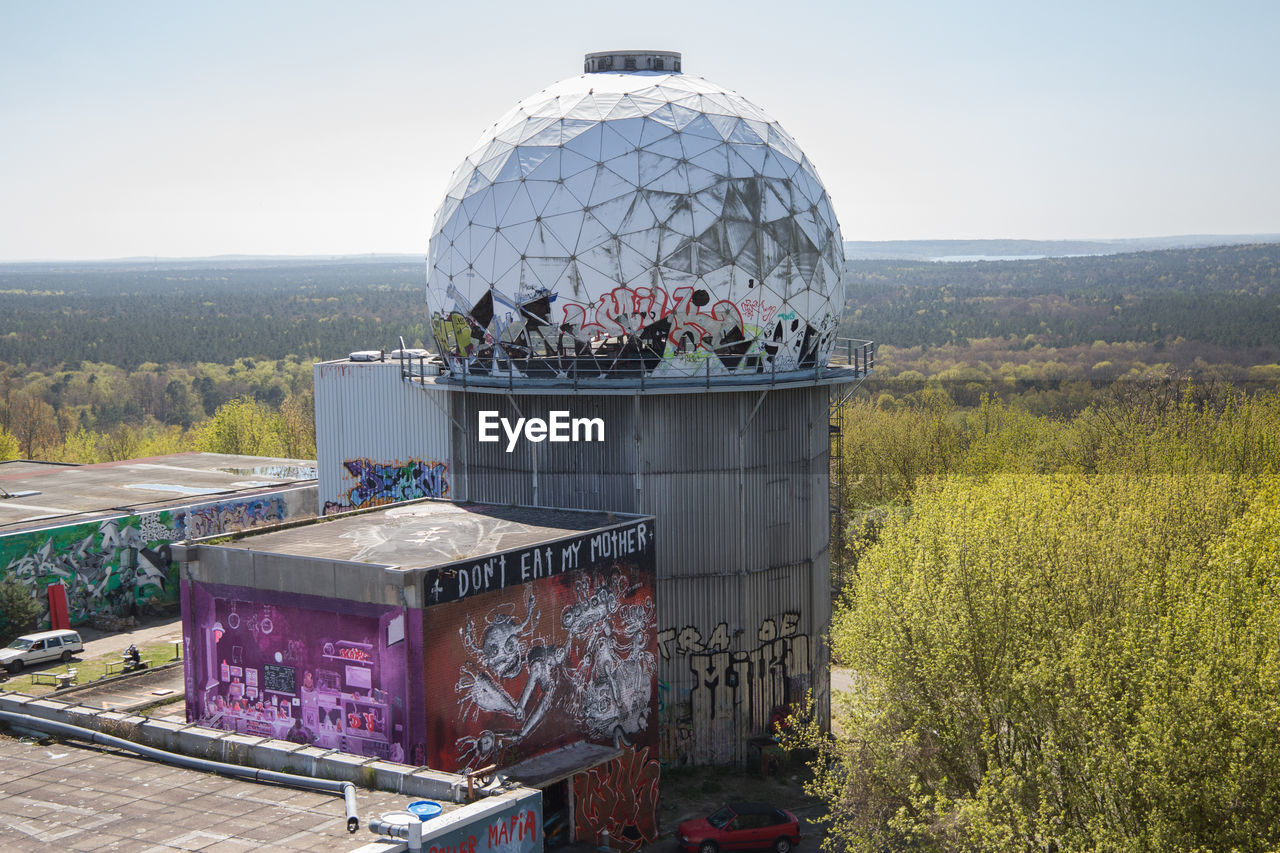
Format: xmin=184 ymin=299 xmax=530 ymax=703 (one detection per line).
xmin=431 ymin=285 xmax=839 ymax=380
xmin=181 ymin=496 xmax=286 ymax=539
xmin=421 ymin=520 xmax=658 ymax=774
xmin=0 ymin=490 xmax=314 ymax=626
xmin=573 ymin=746 xmax=661 ymax=851
xmin=182 ymin=582 xmax=409 ymax=761
xmin=323 ymin=458 xmax=449 ymax=515
xmin=657 ymin=612 xmax=812 ymax=765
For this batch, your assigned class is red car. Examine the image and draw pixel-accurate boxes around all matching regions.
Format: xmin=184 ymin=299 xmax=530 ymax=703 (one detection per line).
xmin=676 ymin=801 xmax=803 ymax=853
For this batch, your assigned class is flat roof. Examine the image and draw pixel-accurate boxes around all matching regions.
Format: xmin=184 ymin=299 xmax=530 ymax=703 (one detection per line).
xmin=0 ymin=452 xmax=316 ymax=533
xmin=219 ymin=499 xmax=633 ymax=568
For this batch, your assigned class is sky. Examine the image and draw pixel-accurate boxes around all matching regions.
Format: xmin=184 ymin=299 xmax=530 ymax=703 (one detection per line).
xmin=1 ymin=0 xmax=1277 ymax=260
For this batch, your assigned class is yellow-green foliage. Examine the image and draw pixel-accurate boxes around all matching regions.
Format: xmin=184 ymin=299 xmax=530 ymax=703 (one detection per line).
xmin=823 ymin=473 xmax=1280 ymax=852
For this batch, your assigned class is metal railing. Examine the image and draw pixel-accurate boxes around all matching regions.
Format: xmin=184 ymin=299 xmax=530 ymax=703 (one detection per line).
xmin=400 ymin=337 xmax=875 ymax=392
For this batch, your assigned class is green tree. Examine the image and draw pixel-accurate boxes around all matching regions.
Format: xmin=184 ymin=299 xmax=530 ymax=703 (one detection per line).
xmin=194 ymin=396 xmax=288 ymax=456
xmin=806 ymin=472 xmax=1279 ymax=852
xmin=0 ymin=575 xmax=43 ymax=645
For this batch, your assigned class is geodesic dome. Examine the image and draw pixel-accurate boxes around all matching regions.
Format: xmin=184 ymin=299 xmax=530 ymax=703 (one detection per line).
xmin=426 ymin=51 xmax=844 ymax=383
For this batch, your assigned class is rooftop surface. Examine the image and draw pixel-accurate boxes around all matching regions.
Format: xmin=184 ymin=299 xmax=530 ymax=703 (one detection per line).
xmin=0 ymin=453 xmax=317 ymax=533
xmin=0 ymin=731 xmax=419 ymax=852
xmin=219 ymin=500 xmax=630 ymax=568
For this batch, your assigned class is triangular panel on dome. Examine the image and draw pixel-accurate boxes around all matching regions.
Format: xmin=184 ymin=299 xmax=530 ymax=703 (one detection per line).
xmin=724 ymin=217 xmax=757 ymax=262
xmin=756 ymin=180 xmax=790 ymax=224
xmin=605 ymin=96 xmax=646 ymax=121
xmin=573 ymin=211 xmax=617 ymax=255
xmin=793 ymin=205 xmax=823 ymax=250
xmin=694 ymin=232 xmax=729 ymax=276
xmin=560 ymin=166 xmax=599 ymax=208
xmin=603 ymin=150 xmax=641 ymax=186
xmin=725 ymin=148 xmax=757 ymax=180
xmin=526 ymin=219 xmax=573 ymax=260
xmin=524 ymin=150 xmax=565 ymax=184
xmin=683 ymin=162 xmax=720 ymax=194
xmin=586 ymin=192 xmax=631 ymax=235
xmin=563 ymin=123 xmax=605 ymax=161
xmin=643 ymin=190 xmax=683 ymax=227
xmin=470 ymin=229 xmax=502 ymax=282
xmin=641 ymin=132 xmax=685 ymax=162
xmin=615 ymin=238 xmax=656 ymax=286
xmin=680 ymin=113 xmax=722 ymax=141
xmin=587 ymin=92 xmax=625 ymax=121
xmin=619 ymin=194 xmax=659 ymax=235
xmin=644 ymin=102 xmax=680 ymax=130
xmin=662 ymin=202 xmax=695 ymax=238
xmin=660 ymin=241 xmax=694 ymax=274
xmin=638 ymin=154 xmax=680 ymax=192
xmin=765 ymin=125 xmax=804 ymax=163
xmin=588 ymin=166 xmax=635 ymax=207
xmin=603 ymin=118 xmax=644 ymax=153
xmin=669 ymin=105 xmax=708 ymax=133
xmin=728 ymin=121 xmax=765 ymax=146
xmin=522 ymin=119 xmax=569 ymax=147
xmin=499 ymin=217 xmax=538 ymax=258
xmin=705 ymin=113 xmax=740 ymax=141
xmin=572 ymin=249 xmax=622 ymax=296
xmin=638 ymin=116 xmax=676 ymax=147
xmin=499 ymin=184 xmax=539 ymax=228
xmin=558 ymin=148 xmax=599 ymax=180
xmin=742 ymin=119 xmax=772 ymax=144
xmin=522 ymin=256 xmax=571 ymax=291
xmin=469 ymin=191 xmax=501 ymax=230
xmin=721 ymin=182 xmax=757 ymax=224
xmin=688 ymin=146 xmax=729 ymax=178
xmin=543 ymin=181 xmax=588 ymax=221
xmin=521 ymin=179 xmax=558 ymax=217
xmin=689 ymin=195 xmax=722 ymax=236
xmin=641 ymin=161 xmax=688 ymax=194
xmin=757 ymin=222 xmax=788 ymax=276
xmin=490 ymin=233 xmax=526 ymax=283
xmin=513 ymin=145 xmax=556 ymax=180
xmin=793 ymin=169 xmax=824 ymax=207
xmin=760 ymin=149 xmax=797 ymax=181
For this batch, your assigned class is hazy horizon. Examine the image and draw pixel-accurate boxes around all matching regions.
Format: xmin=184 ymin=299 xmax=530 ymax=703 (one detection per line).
xmin=3 ymin=1 xmax=1278 ymax=261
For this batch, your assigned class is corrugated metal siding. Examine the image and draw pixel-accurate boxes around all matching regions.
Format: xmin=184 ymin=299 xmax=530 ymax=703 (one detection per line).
xmin=446 ymin=384 xmax=832 ymax=764
xmin=314 ymin=361 xmax=452 ymax=511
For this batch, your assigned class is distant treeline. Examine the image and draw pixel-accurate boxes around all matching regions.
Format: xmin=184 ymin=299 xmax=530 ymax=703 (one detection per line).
xmin=0 ymin=261 xmax=430 ymax=369
xmin=842 ymin=242 xmax=1280 ymax=353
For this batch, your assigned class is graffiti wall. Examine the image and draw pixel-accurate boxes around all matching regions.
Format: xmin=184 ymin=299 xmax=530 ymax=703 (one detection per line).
xmin=572 ymin=745 xmax=661 ymax=852
xmin=422 ymin=521 xmax=657 ymax=770
xmin=182 ymin=582 xmax=410 ymax=761
xmin=431 ymin=285 xmax=839 ymax=381
xmin=429 ymin=794 xmax=542 ymax=853
xmin=657 ymin=612 xmax=812 ymax=766
xmin=322 ymin=458 xmax=449 ymax=515
xmin=0 ymin=488 xmax=314 ymax=626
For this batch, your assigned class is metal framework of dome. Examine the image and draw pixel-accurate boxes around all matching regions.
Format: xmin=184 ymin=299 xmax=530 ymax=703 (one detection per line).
xmin=427 ymin=52 xmax=844 ymax=384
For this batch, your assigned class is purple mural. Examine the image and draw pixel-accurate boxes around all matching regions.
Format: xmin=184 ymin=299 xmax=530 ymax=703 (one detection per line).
xmin=182 ymin=582 xmax=411 ymax=761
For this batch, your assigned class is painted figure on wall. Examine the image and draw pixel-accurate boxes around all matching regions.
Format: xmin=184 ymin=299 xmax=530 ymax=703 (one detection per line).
xmin=447 ymin=569 xmax=657 ymax=771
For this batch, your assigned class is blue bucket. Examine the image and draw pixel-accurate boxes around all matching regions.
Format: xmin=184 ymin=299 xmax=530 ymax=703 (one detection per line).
xmin=407 ymin=800 xmax=442 ymax=821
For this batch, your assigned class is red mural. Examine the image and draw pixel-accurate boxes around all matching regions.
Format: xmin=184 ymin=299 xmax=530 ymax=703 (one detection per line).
xmin=572 ymin=746 xmax=661 ymax=851
xmin=560 ymin=284 xmax=756 ymax=353
xmin=422 ymin=560 xmax=658 ymax=773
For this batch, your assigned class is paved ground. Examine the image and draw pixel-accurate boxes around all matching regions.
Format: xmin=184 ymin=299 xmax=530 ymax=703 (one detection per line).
xmin=0 ymin=732 xmax=416 ymax=852
xmin=76 ymin=613 xmax=185 ymax=660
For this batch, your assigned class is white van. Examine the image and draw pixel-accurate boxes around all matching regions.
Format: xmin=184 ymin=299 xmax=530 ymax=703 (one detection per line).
xmin=1 ymin=629 xmax=84 ymax=673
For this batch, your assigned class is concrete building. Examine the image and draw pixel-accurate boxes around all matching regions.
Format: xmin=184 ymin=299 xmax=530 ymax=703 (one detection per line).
xmin=0 ymin=453 xmax=316 ymax=629
xmin=176 ymin=499 xmax=658 ymax=849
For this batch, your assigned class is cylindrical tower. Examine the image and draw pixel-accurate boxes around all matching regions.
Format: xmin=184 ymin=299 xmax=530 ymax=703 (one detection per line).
xmin=417 ymin=51 xmax=869 ymax=765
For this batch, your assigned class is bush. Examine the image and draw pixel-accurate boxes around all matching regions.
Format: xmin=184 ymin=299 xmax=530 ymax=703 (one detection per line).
xmin=0 ymin=575 xmax=43 ymax=645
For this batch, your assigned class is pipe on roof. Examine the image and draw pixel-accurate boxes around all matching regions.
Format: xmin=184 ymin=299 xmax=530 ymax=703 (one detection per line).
xmin=0 ymin=709 xmax=360 ymax=833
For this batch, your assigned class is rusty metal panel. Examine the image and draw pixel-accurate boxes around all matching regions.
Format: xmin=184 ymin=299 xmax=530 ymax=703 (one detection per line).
xmin=314 ymin=360 xmax=453 ymax=513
